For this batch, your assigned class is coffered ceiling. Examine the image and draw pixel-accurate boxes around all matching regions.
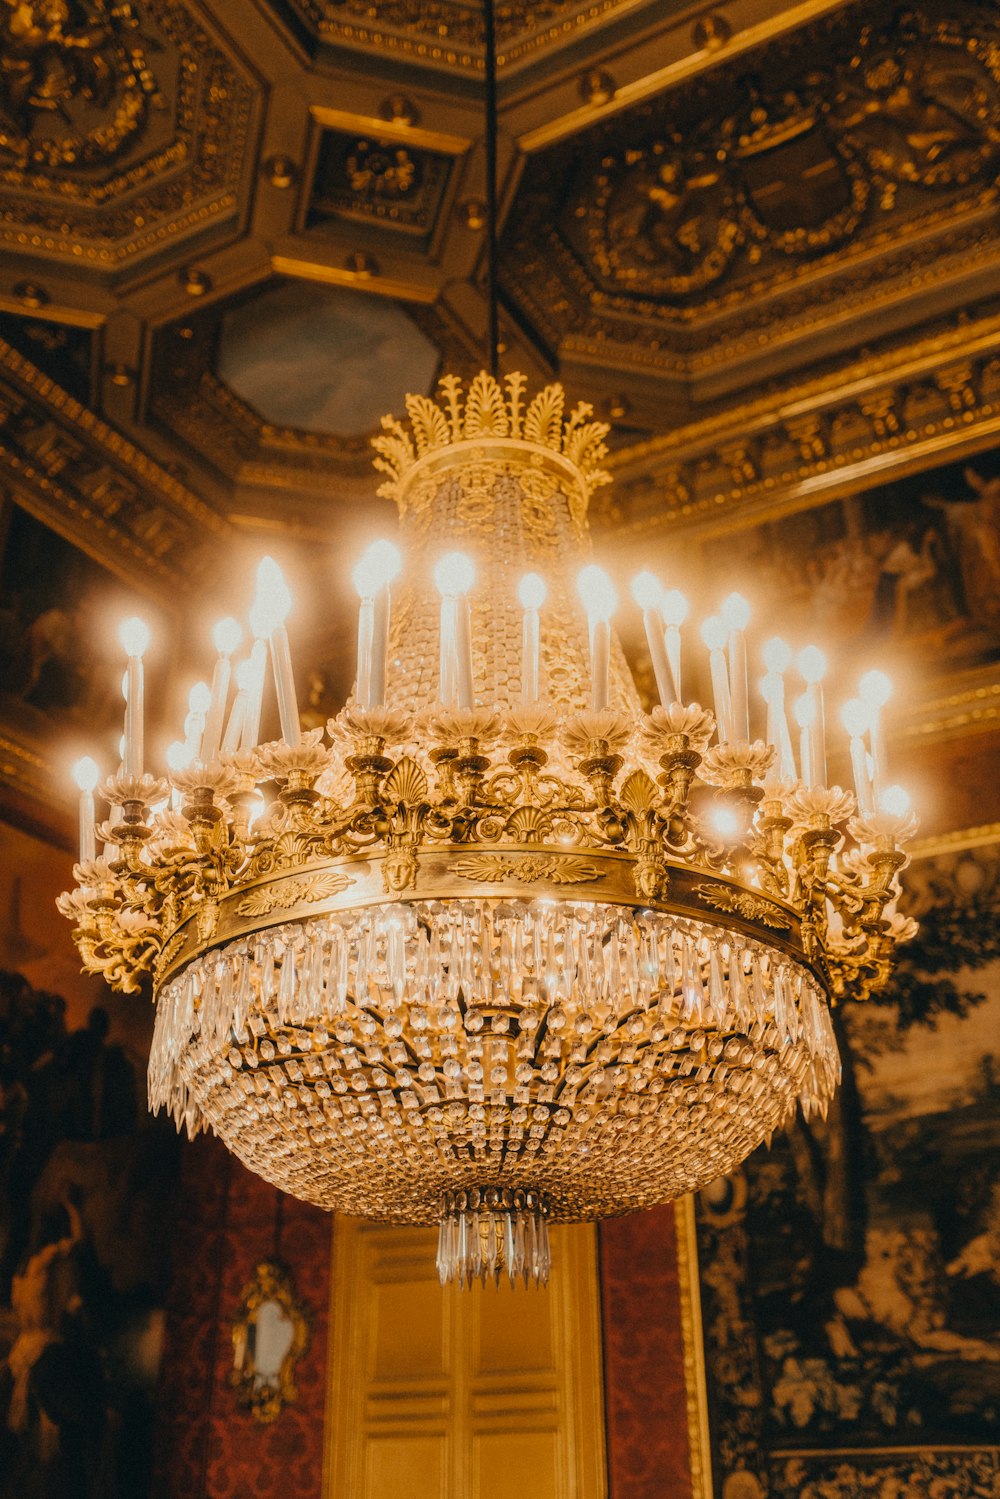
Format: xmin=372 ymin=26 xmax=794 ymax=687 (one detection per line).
xmin=1 ymin=0 xmax=999 ymax=838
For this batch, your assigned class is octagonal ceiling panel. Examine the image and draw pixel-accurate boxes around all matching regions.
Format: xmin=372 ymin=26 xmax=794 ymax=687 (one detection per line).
xmin=0 ymin=0 xmax=261 ymax=269
xmin=502 ymin=0 xmax=1000 ymax=400
xmin=216 ymin=280 xmax=441 ymax=437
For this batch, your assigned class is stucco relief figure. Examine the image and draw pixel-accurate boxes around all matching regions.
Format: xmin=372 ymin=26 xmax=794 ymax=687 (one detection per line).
xmin=830 ymin=38 xmax=1000 ymax=186
xmin=0 ymin=0 xmax=158 ymax=169
xmin=601 ymin=144 xmax=740 ymax=294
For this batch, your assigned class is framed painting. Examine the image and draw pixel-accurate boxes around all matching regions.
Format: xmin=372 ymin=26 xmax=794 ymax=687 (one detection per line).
xmin=695 ymin=831 xmax=1000 ymax=1498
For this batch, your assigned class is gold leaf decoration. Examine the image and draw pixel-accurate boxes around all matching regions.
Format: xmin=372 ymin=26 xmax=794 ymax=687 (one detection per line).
xmin=382 ymin=756 xmax=429 ymax=807
xmin=523 ymin=384 xmax=565 ymax=449
xmin=694 ymin=883 xmax=791 ymax=930
xmin=450 ymin=854 xmax=602 ymax=885
xmin=620 ymin=769 xmax=659 ymax=815
xmin=154 ymin=931 xmax=186 ymax=985
xmin=236 ymin=871 xmax=352 ymax=918
xmin=405 ymin=393 xmax=450 ymax=455
xmin=464 ymin=371 xmax=509 ymax=437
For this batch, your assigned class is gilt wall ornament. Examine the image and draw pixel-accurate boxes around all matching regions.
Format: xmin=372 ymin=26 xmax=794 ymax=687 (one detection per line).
xmin=230 ymin=1260 xmax=310 ymax=1424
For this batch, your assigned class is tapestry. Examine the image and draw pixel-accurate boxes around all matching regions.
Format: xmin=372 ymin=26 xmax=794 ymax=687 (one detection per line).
xmin=696 ymin=837 xmax=1000 ymax=1498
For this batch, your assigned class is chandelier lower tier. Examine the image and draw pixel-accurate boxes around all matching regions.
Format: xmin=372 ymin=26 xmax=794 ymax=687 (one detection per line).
xmin=60 ymin=373 xmax=915 ymax=1289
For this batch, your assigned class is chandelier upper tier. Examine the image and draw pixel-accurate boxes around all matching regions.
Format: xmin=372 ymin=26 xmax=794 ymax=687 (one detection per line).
xmin=60 ymin=372 xmax=916 ymax=1288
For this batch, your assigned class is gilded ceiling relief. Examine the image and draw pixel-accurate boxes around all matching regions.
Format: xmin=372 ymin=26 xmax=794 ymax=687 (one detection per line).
xmin=0 ymin=0 xmax=164 ymax=171
xmin=0 ymin=0 xmax=258 ymax=262
xmin=585 ymin=11 xmax=1000 ymax=303
xmin=506 ymin=1 xmax=1000 ymax=364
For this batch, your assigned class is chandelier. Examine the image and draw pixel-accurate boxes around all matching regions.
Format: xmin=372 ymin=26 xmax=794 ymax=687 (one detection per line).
xmin=58 ymin=369 xmax=917 ymax=1288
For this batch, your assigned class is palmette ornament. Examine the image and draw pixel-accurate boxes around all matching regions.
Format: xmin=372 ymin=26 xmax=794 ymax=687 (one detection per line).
xmin=59 ymin=374 xmax=915 ymax=1286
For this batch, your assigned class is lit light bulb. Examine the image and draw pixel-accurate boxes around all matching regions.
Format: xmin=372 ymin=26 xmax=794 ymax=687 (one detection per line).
xmin=518 ymin=572 xmax=547 ymax=611
xmin=188 ymin=681 xmax=212 ymax=716
xmin=630 ymin=570 xmax=663 ymax=611
xmin=72 ymin=756 xmax=100 ymax=793
xmin=763 ymin=636 xmax=791 ymax=674
xmin=859 ymin=669 xmax=892 ymax=708
xmin=576 ymin=565 xmax=617 ymax=622
xmin=841 ymin=698 xmax=869 ymax=738
xmin=721 ymin=591 xmax=751 ymax=631
xmin=661 ymin=589 xmax=689 ymax=627
xmin=879 ymin=784 xmax=910 ymax=816
xmin=213 ymin=616 xmax=242 ymax=657
xmin=119 ymin=616 xmax=150 ymax=658
xmin=434 ymin=551 xmax=476 ymax=597
xmin=797 ymin=645 xmax=827 ymax=683
xmin=700 ymin=615 xmax=727 ymax=652
xmin=353 ymin=539 xmax=403 ymax=599
xmin=711 ymin=805 xmax=741 ymax=840
xmin=251 ymin=556 xmax=293 ymax=635
xmin=165 ymin=740 xmax=192 ymax=772
xmin=793 ymin=692 xmax=816 ymax=729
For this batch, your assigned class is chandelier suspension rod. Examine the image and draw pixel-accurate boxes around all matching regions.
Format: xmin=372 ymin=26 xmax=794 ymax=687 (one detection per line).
xmin=483 ymin=0 xmax=500 ymax=380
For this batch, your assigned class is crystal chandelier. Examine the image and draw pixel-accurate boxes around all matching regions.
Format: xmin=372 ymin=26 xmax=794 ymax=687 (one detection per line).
xmin=58 ymin=370 xmax=917 ymax=1288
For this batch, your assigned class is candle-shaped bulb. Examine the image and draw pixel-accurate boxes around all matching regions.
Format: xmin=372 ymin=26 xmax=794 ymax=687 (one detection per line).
xmin=434 ymin=551 xmax=476 ymax=597
xmin=577 ymin=565 xmax=616 ymax=712
xmin=661 ymin=589 xmax=689 ymax=627
xmin=434 ymin=552 xmax=475 ymax=709
xmin=213 ymin=616 xmax=242 ymax=657
xmin=720 ymin=591 xmax=751 ymax=632
xmin=518 ymin=572 xmax=547 ymax=611
xmin=879 ymin=784 xmax=910 ymax=816
xmin=576 ymin=565 xmax=617 ymax=622
xmin=798 ymin=645 xmax=827 ymax=684
xmin=353 ymin=539 xmax=402 ymax=598
xmin=119 ymin=616 xmax=150 ymax=658
xmin=188 ymin=680 xmax=212 ymax=717
xmin=165 ymin=739 xmax=192 ymax=772
xmin=72 ymin=755 xmax=100 ymax=864
xmin=860 ymin=668 xmax=892 ymax=708
xmin=629 ymin=570 xmax=663 ymax=611
xmin=841 ymin=698 xmax=869 ymax=738
xmin=700 ymin=615 xmax=727 ymax=652
xmin=762 ymin=636 xmax=791 ymax=673
xmin=252 ymin=556 xmax=292 ymax=634
xmin=72 ymin=756 xmax=100 ymax=793
xmin=793 ymin=692 xmax=816 ymax=730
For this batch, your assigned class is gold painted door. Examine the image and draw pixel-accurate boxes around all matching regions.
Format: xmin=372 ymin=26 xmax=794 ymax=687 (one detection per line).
xmin=324 ymin=1220 xmax=606 ymax=1499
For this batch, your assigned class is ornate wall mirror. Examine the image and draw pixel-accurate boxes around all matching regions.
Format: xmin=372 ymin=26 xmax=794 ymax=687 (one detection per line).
xmin=231 ymin=1260 xmax=310 ymax=1423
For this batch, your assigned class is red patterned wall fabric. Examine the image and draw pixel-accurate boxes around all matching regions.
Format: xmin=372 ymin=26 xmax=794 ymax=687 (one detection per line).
xmin=600 ymin=1207 xmax=693 ymax=1499
xmin=152 ymin=1136 xmax=330 ymax=1499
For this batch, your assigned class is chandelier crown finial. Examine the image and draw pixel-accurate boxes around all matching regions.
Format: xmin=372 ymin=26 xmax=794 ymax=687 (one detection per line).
xmin=371 ymin=372 xmax=612 ymax=509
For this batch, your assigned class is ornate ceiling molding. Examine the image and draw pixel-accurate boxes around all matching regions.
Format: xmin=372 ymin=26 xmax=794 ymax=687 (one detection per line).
xmin=0 ymin=336 xmax=231 ymax=592
xmin=600 ymin=308 xmax=1000 ymax=539
xmin=504 ymin=0 xmax=1000 ymax=389
xmin=0 ymin=0 xmax=262 ymax=267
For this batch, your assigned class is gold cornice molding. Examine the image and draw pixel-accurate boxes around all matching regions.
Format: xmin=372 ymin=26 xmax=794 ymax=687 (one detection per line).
xmin=309 ymin=105 xmax=470 ymax=157
xmin=909 ymin=821 xmax=1000 ymax=860
xmin=0 ymin=338 xmax=229 ymax=538
xmin=599 ymin=314 xmax=1000 ymax=541
xmin=270 ymin=253 xmax=440 ymax=304
xmin=516 ymin=0 xmax=862 ymax=148
xmin=897 ymin=667 xmax=1000 ymax=745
